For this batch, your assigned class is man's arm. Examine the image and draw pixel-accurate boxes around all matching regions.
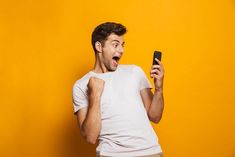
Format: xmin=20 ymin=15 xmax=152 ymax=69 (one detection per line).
xmin=76 ymin=93 xmax=101 ymax=144
xmin=76 ymin=77 xmax=104 ymax=144
xmin=140 ymin=88 xmax=164 ymax=124
xmin=141 ymin=58 xmax=165 ymax=124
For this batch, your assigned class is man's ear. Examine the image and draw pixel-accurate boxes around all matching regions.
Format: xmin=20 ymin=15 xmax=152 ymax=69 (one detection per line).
xmin=95 ymin=41 xmax=102 ymax=53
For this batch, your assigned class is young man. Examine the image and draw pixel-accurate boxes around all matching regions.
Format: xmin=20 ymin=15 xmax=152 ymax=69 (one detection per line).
xmin=73 ymin=22 xmax=165 ymax=157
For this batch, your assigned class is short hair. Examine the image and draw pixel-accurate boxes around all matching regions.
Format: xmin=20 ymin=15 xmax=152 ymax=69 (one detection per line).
xmin=91 ymin=22 xmax=127 ymax=52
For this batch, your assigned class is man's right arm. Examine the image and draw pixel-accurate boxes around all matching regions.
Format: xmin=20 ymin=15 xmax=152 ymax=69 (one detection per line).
xmin=76 ymin=77 xmax=104 ymax=144
xmin=76 ymin=93 xmax=101 ymax=144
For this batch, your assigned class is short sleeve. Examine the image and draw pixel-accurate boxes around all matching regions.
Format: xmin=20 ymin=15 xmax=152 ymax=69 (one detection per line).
xmin=72 ymin=83 xmax=88 ymax=114
xmin=135 ymin=66 xmax=152 ymax=91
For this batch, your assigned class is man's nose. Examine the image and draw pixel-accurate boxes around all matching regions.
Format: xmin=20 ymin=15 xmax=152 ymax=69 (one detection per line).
xmin=118 ymin=46 xmax=124 ymax=55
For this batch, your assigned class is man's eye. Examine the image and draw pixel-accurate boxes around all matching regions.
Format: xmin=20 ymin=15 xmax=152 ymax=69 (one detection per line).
xmin=113 ymin=44 xmax=118 ymax=48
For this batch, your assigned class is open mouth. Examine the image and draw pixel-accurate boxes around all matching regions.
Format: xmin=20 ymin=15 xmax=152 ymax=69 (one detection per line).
xmin=112 ymin=56 xmax=120 ymax=62
xmin=112 ymin=56 xmax=121 ymax=66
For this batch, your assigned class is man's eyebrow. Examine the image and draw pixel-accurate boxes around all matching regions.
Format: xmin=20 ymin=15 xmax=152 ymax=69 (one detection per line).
xmin=112 ymin=40 xmax=125 ymax=45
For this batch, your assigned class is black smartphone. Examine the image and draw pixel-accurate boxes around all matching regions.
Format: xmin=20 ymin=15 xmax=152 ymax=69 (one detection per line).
xmin=152 ymin=51 xmax=162 ymax=65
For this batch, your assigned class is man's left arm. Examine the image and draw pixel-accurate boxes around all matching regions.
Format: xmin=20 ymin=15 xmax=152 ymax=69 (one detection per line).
xmin=140 ymin=58 xmax=165 ymax=124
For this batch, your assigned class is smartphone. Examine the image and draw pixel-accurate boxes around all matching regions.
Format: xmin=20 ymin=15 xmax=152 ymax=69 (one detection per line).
xmin=152 ymin=51 xmax=162 ymax=65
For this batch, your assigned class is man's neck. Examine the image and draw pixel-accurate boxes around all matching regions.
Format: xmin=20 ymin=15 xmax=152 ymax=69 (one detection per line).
xmin=92 ymin=57 xmax=108 ymax=73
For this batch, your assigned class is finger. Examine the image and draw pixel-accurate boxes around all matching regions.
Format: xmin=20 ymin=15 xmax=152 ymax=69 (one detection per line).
xmin=150 ymin=69 xmax=160 ymax=75
xmin=151 ymin=73 xmax=159 ymax=78
xmin=155 ymin=69 xmax=161 ymax=74
xmin=152 ymin=74 xmax=160 ymax=79
xmin=151 ymin=65 xmax=160 ymax=69
xmin=151 ymin=72 xmax=161 ymax=80
xmin=151 ymin=66 xmax=162 ymax=72
xmin=154 ymin=63 xmax=164 ymax=73
xmin=155 ymin=58 xmax=162 ymax=65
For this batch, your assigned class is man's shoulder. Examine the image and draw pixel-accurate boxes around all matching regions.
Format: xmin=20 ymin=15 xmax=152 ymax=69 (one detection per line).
xmin=73 ymin=72 xmax=92 ymax=90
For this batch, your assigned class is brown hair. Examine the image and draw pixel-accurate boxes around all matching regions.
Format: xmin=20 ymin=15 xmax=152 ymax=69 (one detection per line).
xmin=91 ymin=22 xmax=127 ymax=52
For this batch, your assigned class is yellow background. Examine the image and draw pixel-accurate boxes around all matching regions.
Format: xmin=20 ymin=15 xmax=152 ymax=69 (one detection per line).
xmin=0 ymin=0 xmax=235 ymax=157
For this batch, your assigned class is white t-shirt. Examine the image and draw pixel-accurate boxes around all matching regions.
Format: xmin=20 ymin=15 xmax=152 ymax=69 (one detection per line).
xmin=73 ymin=64 xmax=162 ymax=157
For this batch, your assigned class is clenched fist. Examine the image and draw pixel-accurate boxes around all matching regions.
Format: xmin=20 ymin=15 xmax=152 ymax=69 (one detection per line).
xmin=87 ymin=77 xmax=105 ymax=97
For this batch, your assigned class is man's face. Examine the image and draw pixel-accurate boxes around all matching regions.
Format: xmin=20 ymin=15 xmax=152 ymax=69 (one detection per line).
xmin=100 ymin=33 xmax=125 ymax=71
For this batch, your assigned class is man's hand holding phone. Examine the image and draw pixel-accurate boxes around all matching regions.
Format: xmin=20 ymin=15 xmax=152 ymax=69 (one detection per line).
xmin=150 ymin=51 xmax=165 ymax=91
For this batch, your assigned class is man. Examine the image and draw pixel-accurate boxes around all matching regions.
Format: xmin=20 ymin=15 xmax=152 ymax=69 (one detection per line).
xmin=73 ymin=22 xmax=165 ymax=157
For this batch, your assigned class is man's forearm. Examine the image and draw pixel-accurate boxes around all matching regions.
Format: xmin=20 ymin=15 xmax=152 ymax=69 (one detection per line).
xmin=81 ymin=93 xmax=101 ymax=144
xmin=148 ymin=88 xmax=164 ymax=123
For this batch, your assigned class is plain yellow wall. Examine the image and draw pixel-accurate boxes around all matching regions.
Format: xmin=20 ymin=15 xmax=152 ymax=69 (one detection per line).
xmin=0 ymin=0 xmax=235 ymax=157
